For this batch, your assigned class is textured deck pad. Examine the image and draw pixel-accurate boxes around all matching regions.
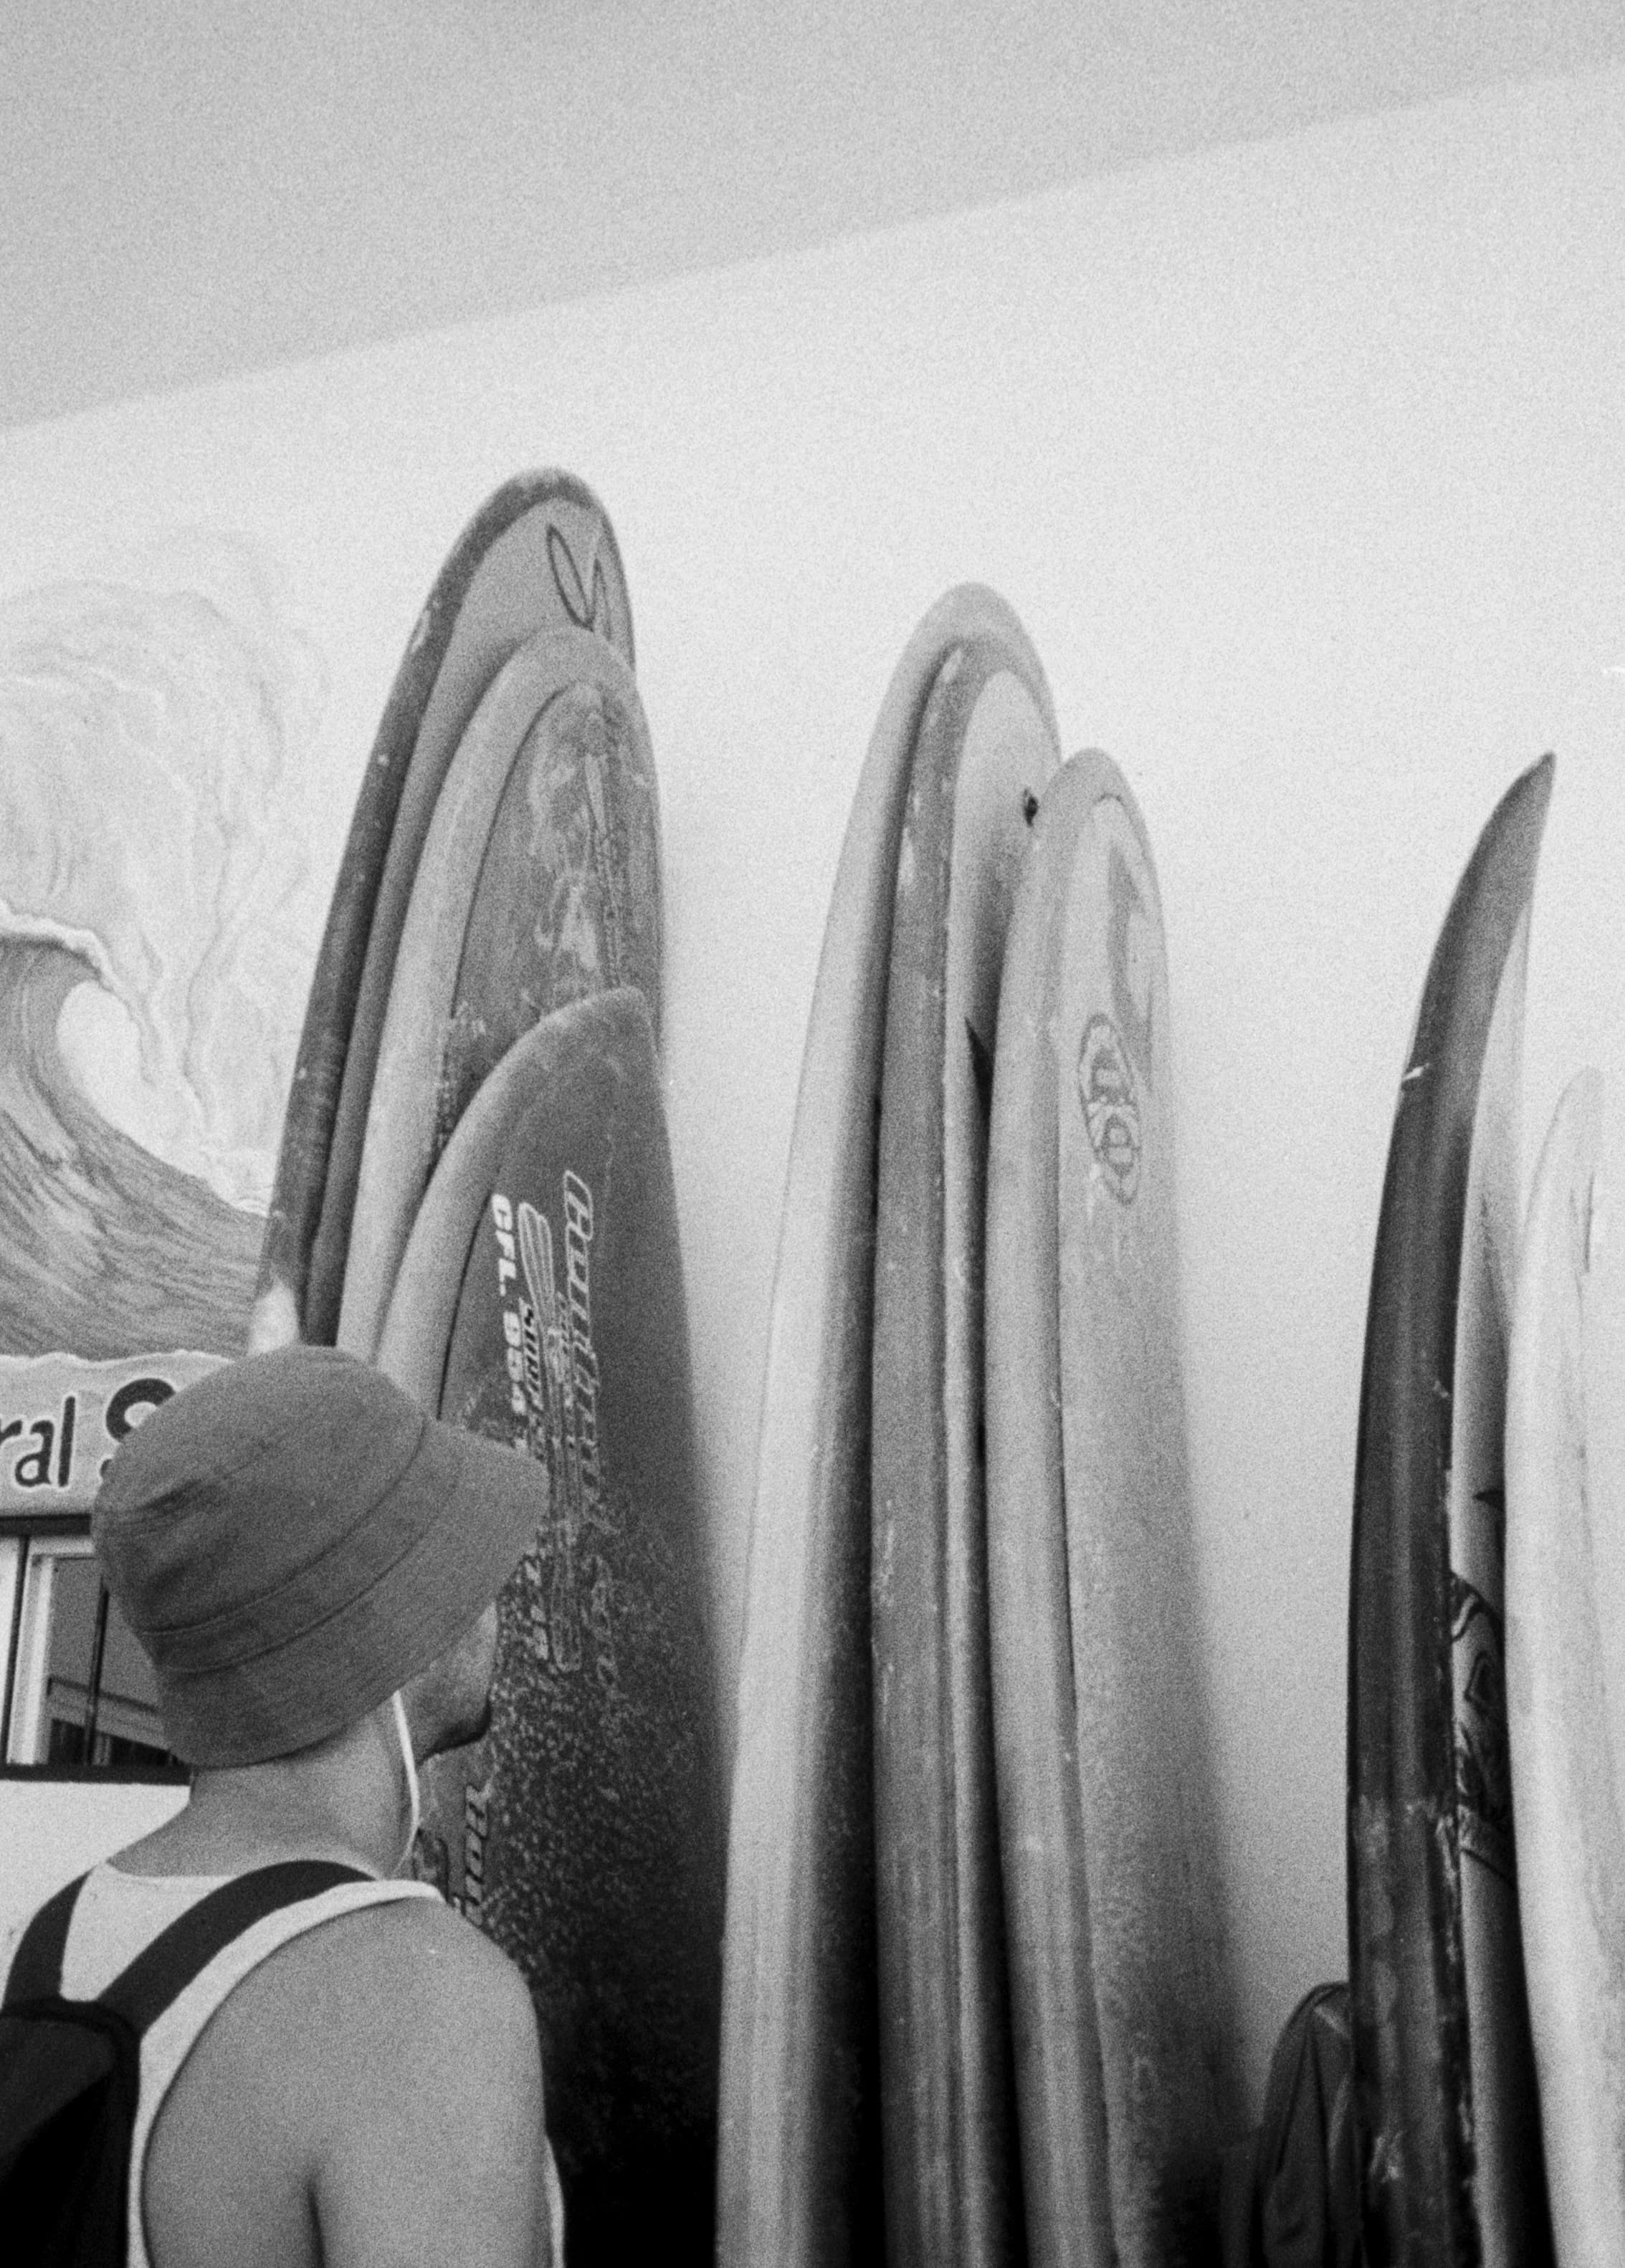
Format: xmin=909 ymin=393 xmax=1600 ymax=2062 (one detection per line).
xmin=986 ymin=753 xmax=1118 ymax=2268
xmin=1507 ymin=1073 xmax=1625 ymax=2268
xmin=718 ymin=588 xmax=1057 ymax=2268
xmin=872 ymin=635 xmax=1057 ymax=2268
xmin=1347 ymin=755 xmax=1553 ymax=2268
xmin=385 ymin=988 xmax=722 ymax=2265
xmin=338 ymin=624 xmax=659 ymax=1359
xmin=254 ymin=470 xmax=634 ymax=1350
xmin=1052 ymin=765 xmax=1236 ymax=2264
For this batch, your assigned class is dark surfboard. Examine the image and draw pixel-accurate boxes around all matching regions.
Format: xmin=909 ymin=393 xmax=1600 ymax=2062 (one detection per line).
xmin=1347 ymin=755 xmax=1554 ymax=2268
xmin=380 ymin=990 xmax=723 ymax=2267
xmin=253 ymin=471 xmax=634 ymax=1351
xmin=870 ymin=633 xmax=1057 ymax=2268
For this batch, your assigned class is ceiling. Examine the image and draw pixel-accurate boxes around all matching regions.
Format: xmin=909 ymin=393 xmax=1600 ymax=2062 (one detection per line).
xmin=4 ymin=0 xmax=1621 ymax=431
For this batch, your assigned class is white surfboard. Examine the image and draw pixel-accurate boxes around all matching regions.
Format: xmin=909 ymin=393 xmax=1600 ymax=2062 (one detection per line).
xmin=986 ymin=752 xmax=1116 ymax=2268
xmin=1506 ymin=1068 xmax=1625 ymax=2268
xmin=1449 ymin=898 xmax=1550 ymax=2268
xmin=1053 ymin=766 xmax=1238 ymax=2262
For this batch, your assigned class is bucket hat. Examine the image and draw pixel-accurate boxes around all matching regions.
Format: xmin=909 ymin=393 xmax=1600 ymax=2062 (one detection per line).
xmin=93 ymin=1344 xmax=542 ymax=1767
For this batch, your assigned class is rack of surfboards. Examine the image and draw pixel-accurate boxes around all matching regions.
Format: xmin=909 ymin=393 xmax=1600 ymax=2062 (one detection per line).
xmin=265 ymin=482 xmax=1621 ymax=2267
xmin=718 ymin=587 xmax=1242 ymax=2267
xmin=255 ymin=474 xmax=725 ymax=2268
xmin=720 ymin=601 xmax=1619 ymax=2268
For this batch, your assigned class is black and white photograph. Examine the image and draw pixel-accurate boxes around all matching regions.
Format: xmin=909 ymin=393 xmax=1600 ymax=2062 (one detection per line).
xmin=3 ymin=7 xmax=1624 ymax=2263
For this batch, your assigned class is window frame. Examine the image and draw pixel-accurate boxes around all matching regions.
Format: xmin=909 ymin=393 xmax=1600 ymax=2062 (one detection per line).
xmin=0 ymin=1518 xmax=188 ymax=1784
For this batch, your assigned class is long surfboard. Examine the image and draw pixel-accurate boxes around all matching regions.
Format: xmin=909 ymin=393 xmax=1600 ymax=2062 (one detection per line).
xmin=872 ymin=631 xmax=1059 ymax=2268
xmin=1347 ymin=755 xmax=1554 ymax=2267
xmin=337 ymin=623 xmax=659 ymax=1360
xmin=378 ymin=988 xmax=723 ymax=2267
xmin=1052 ymin=756 xmax=1236 ymax=2262
xmin=985 ymin=752 xmax=1115 ymax=2268
xmin=1507 ymin=1071 xmax=1625 ymax=2268
xmin=718 ymin=588 xmax=1057 ymax=2268
xmin=254 ymin=470 xmax=634 ymax=1351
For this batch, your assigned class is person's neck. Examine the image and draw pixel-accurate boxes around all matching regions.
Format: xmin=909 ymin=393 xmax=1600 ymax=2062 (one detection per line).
xmin=113 ymin=1704 xmax=410 ymax=1881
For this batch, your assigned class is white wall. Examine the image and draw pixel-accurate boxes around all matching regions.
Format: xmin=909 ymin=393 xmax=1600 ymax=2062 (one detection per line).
xmin=3 ymin=59 xmax=1623 ymax=2111
xmin=0 ymin=1782 xmax=189 ymax=1949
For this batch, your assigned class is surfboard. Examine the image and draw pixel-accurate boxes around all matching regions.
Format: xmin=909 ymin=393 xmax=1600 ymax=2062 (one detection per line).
xmin=378 ymin=987 xmax=723 ymax=2267
xmin=984 ymin=751 xmax=1115 ymax=2268
xmin=336 ymin=623 xmax=659 ymax=1361
xmin=1347 ymin=754 xmax=1554 ymax=2268
xmin=718 ymin=588 xmax=1057 ymax=2268
xmin=373 ymin=1011 xmax=566 ymax=1411
xmin=253 ymin=470 xmax=634 ymax=1351
xmin=1052 ymin=757 xmax=1236 ymax=2263
xmin=1506 ymin=1070 xmax=1625 ymax=2268
xmin=871 ymin=631 xmax=1059 ymax=2268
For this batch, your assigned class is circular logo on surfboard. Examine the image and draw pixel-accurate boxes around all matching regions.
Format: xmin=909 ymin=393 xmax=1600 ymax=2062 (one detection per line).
xmin=1078 ymin=1013 xmax=1141 ymax=1203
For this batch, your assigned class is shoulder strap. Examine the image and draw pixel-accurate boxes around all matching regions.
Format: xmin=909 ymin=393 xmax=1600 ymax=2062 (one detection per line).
xmin=3 ymin=1871 xmax=91 ymax=2005
xmin=98 ymin=1861 xmax=373 ymax=2037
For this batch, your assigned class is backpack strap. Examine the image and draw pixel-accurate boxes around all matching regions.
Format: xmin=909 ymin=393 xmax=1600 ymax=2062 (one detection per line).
xmin=97 ymin=1862 xmax=373 ymax=2038
xmin=3 ymin=1870 xmax=91 ymax=2005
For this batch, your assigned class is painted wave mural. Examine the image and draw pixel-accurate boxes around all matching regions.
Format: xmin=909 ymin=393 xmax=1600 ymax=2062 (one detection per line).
xmin=0 ymin=542 xmax=325 ymax=1362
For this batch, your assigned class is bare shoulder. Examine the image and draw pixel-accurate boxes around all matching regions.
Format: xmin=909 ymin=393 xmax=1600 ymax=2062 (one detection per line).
xmin=305 ymin=1901 xmax=551 ymax=2266
xmin=308 ymin=1893 xmax=538 ymax=2038
xmin=266 ymin=1893 xmax=545 ymax=2113
xmin=149 ymin=1896 xmax=553 ymax=2268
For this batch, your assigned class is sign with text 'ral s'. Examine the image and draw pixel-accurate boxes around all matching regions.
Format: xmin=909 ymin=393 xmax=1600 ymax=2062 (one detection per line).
xmin=0 ymin=1351 xmax=225 ymax=1517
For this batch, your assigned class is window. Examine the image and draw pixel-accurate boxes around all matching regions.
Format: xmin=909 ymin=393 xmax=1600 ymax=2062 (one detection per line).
xmin=0 ymin=1349 xmax=216 ymax=1782
xmin=1 ymin=1528 xmax=186 ymax=1779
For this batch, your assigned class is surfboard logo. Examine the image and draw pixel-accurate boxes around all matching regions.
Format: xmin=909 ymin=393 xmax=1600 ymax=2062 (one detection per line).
xmin=548 ymin=525 xmax=613 ymax=638
xmin=490 ymin=1184 xmax=620 ymax=1696
xmin=1452 ymin=1568 xmax=1514 ymax=1884
xmin=1078 ymin=1014 xmax=1141 ymax=1202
